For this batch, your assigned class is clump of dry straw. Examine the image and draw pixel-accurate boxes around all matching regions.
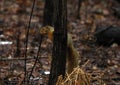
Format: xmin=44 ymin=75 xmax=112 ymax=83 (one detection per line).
xmin=56 ymin=66 xmax=106 ymax=85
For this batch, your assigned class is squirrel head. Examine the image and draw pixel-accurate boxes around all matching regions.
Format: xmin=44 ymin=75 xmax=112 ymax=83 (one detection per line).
xmin=40 ymin=26 xmax=54 ymax=34
xmin=40 ymin=25 xmax=54 ymax=40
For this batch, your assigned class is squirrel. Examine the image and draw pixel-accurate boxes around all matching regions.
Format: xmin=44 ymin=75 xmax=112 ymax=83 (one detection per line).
xmin=39 ymin=26 xmax=80 ymax=73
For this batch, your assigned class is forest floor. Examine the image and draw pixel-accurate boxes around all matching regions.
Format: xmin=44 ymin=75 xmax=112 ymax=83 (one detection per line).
xmin=0 ymin=0 xmax=120 ymax=85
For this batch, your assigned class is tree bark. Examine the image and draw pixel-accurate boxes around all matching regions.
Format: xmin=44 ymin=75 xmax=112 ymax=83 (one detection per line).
xmin=48 ymin=0 xmax=67 ymax=85
xmin=43 ymin=0 xmax=55 ymax=26
xmin=77 ymin=0 xmax=82 ymax=19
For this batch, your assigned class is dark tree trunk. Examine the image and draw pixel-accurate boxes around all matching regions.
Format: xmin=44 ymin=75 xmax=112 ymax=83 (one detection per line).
xmin=116 ymin=0 xmax=120 ymax=3
xmin=77 ymin=0 xmax=82 ymax=19
xmin=43 ymin=0 xmax=55 ymax=26
xmin=15 ymin=29 xmax=21 ymax=57
xmin=48 ymin=0 xmax=67 ymax=85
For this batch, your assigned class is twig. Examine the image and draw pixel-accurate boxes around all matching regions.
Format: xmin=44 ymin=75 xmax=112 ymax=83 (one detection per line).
xmin=28 ymin=35 xmax=43 ymax=80
xmin=0 ymin=57 xmax=35 ymax=61
xmin=24 ymin=0 xmax=36 ymax=84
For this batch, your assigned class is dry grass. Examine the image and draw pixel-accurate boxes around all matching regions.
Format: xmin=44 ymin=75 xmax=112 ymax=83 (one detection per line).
xmin=56 ymin=66 xmax=106 ymax=85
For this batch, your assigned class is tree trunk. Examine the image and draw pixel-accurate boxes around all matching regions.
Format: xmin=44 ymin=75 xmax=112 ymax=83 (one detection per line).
xmin=48 ymin=0 xmax=67 ymax=85
xmin=77 ymin=0 xmax=82 ymax=19
xmin=43 ymin=0 xmax=55 ymax=26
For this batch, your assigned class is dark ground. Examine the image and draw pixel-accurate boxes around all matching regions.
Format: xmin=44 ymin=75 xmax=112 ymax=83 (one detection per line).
xmin=0 ymin=0 xmax=120 ymax=85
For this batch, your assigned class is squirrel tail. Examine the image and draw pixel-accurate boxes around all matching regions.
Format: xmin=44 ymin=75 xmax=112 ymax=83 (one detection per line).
xmin=67 ymin=46 xmax=79 ymax=74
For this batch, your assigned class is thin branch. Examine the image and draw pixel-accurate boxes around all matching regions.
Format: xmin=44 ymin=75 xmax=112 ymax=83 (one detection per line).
xmin=0 ymin=57 xmax=34 ymax=61
xmin=28 ymin=35 xmax=43 ymax=80
xmin=24 ymin=0 xmax=36 ymax=84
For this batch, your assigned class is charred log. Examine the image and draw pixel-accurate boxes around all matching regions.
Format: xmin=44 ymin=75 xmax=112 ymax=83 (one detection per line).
xmin=112 ymin=7 xmax=120 ymax=18
xmin=94 ymin=25 xmax=120 ymax=46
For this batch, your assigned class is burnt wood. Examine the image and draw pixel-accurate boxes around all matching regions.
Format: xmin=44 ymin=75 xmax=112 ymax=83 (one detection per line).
xmin=94 ymin=25 xmax=120 ymax=46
